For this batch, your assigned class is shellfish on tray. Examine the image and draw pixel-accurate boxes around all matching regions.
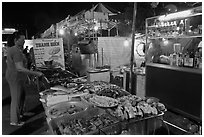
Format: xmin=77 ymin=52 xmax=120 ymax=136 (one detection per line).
xmin=83 ymin=94 xmax=118 ymax=108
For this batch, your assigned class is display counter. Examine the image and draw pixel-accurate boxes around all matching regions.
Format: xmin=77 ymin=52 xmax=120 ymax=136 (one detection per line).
xmin=146 ymin=63 xmax=202 ymax=74
xmin=39 ymin=80 xmax=166 ymax=135
xmin=145 ymin=63 xmax=202 ymax=122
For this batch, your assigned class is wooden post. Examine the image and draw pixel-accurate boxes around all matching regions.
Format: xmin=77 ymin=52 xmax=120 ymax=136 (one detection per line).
xmin=25 ymin=29 xmax=28 ymax=39
xmin=130 ymin=2 xmax=137 ymax=95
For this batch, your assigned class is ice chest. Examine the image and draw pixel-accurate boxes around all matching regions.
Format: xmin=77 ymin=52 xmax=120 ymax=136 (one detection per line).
xmin=87 ymin=69 xmax=110 ymax=82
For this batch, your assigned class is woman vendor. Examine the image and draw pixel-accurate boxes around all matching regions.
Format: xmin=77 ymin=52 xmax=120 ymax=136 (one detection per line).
xmin=6 ymin=31 xmax=43 ymax=126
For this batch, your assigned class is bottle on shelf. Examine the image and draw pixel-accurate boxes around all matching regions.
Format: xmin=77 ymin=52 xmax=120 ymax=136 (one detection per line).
xmin=194 ymin=50 xmax=200 ymax=68
xmin=183 ymin=52 xmax=189 ymax=67
xmin=185 ymin=18 xmax=190 ymax=35
xmin=189 ymin=51 xmax=195 ymax=68
xmin=172 ymin=21 xmax=178 ymax=37
xmin=194 ymin=44 xmax=202 ymax=69
xmin=198 ymin=25 xmax=202 ymax=35
xmin=178 ymin=52 xmax=184 ymax=67
xmin=199 ymin=48 xmax=202 ymax=69
xmin=183 ymin=51 xmax=194 ymax=68
xmin=178 ymin=20 xmax=185 ymax=35
xmin=172 ymin=52 xmax=177 ymax=66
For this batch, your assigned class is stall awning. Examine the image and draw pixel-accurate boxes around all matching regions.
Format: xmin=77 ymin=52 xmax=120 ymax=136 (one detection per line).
xmin=90 ymin=3 xmax=120 ymax=16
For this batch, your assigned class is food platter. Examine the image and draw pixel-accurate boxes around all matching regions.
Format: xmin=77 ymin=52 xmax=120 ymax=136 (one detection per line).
xmin=66 ymin=83 xmax=78 ymax=88
xmin=67 ymin=91 xmax=89 ymax=98
xmin=39 ymin=89 xmax=67 ymax=96
xmin=47 ymin=101 xmax=89 ymax=119
xmin=83 ymin=95 xmax=118 ymax=108
xmin=49 ymin=107 xmax=119 ymax=135
xmin=71 ymin=77 xmax=87 ymax=84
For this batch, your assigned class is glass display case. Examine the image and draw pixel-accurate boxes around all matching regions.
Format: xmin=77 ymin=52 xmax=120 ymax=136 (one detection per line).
xmin=145 ymin=6 xmax=202 ymax=70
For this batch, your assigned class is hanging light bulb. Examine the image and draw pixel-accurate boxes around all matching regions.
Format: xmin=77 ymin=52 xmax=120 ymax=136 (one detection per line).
xmin=59 ymin=28 xmax=65 ymax=35
xmin=163 ymin=38 xmax=169 ymax=45
xmin=124 ymin=39 xmax=129 ymax=47
xmin=94 ymin=26 xmax=98 ymax=31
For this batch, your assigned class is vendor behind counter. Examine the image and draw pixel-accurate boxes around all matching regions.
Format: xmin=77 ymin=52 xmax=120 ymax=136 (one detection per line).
xmin=71 ymin=46 xmax=87 ymax=76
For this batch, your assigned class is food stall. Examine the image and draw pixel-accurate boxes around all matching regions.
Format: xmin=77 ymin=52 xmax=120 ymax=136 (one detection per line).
xmin=31 ymin=5 xmax=201 ymax=134
xmin=145 ymin=6 xmax=202 ymax=134
xmin=33 ymin=34 xmax=167 ymax=135
xmin=39 ymin=80 xmax=166 ymax=135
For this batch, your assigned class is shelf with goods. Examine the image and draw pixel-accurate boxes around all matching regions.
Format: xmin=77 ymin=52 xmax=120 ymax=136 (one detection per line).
xmin=145 ymin=6 xmax=202 ymax=133
xmin=148 ymin=35 xmax=202 ymax=40
xmin=145 ymin=6 xmax=202 ymax=71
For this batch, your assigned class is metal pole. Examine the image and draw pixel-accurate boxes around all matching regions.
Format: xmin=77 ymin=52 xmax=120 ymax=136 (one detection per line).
xmin=130 ymin=2 xmax=137 ymax=95
xmin=145 ymin=18 xmax=148 ymax=62
xmin=25 ymin=29 xmax=28 ymax=39
xmin=102 ymin=48 xmax=104 ymax=66
xmin=55 ymin=24 xmax=58 ymax=38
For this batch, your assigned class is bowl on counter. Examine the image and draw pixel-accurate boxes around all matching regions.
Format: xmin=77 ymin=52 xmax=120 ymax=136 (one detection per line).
xmin=46 ymin=100 xmax=91 ymax=119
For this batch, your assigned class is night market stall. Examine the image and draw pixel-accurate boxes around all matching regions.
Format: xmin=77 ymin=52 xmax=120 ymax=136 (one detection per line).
xmin=30 ymin=3 xmax=201 ymax=135
xmin=29 ymin=3 xmax=165 ymax=135
xmin=33 ymin=28 xmax=166 ymax=135
xmin=145 ymin=5 xmax=202 ymax=134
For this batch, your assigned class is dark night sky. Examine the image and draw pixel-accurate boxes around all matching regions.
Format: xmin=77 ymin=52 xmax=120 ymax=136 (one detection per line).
xmin=2 ymin=2 xmax=131 ymax=38
xmin=2 ymin=2 xmax=201 ymax=38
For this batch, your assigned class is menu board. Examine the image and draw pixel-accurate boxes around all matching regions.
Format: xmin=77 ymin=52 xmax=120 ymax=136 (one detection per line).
xmin=33 ymin=38 xmax=65 ymax=70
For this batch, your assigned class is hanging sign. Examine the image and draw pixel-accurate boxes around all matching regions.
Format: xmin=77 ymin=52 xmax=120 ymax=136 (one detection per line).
xmin=33 ymin=38 xmax=65 ymax=70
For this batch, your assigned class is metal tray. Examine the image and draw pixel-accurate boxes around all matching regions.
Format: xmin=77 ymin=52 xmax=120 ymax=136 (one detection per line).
xmin=99 ymin=121 xmax=122 ymax=135
xmin=48 ymin=107 xmax=119 ymax=135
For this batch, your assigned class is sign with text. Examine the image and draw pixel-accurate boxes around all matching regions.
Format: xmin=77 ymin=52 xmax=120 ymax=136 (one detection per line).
xmin=33 ymin=38 xmax=65 ymax=70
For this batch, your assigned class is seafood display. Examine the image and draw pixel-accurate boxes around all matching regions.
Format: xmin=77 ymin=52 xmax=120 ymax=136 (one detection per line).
xmin=47 ymin=101 xmax=89 ymax=118
xmin=39 ymin=78 xmax=166 ymax=135
xmin=82 ymin=81 xmax=130 ymax=98
xmin=95 ymin=84 xmax=130 ymax=99
xmin=53 ymin=108 xmax=119 ymax=135
xmin=83 ymin=94 xmax=118 ymax=108
xmin=106 ymin=95 xmax=166 ymax=121
xmin=40 ymin=86 xmax=89 ymax=107
xmin=36 ymin=68 xmax=77 ymax=87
